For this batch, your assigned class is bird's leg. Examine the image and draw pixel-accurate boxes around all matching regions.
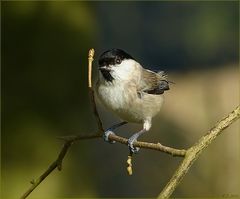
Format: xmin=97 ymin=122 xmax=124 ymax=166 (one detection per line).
xmin=128 ymin=119 xmax=152 ymax=154
xmin=127 ymin=129 xmax=146 ymax=153
xmin=103 ymin=121 xmax=128 ymax=143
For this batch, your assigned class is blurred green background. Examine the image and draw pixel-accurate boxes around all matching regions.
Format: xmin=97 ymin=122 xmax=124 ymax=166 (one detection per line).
xmin=1 ymin=1 xmax=239 ymax=198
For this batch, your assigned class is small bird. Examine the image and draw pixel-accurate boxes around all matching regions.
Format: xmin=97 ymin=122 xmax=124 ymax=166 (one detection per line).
xmin=96 ymin=49 xmax=170 ymax=154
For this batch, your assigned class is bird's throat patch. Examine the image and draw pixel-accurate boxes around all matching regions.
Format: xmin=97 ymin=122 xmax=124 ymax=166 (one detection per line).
xmin=101 ymin=70 xmax=114 ymax=82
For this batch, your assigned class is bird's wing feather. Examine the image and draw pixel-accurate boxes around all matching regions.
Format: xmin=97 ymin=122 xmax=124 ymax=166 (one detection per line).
xmin=137 ymin=69 xmax=169 ymax=95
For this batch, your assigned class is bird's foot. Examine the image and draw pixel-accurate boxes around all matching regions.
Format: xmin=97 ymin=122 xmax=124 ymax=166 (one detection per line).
xmin=127 ymin=138 xmax=140 ymax=154
xmin=103 ymin=130 xmax=116 ymax=144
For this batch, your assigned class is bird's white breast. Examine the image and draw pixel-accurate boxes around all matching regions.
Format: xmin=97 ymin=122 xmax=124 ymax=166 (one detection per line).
xmin=97 ymin=79 xmax=136 ymax=120
xmin=96 ymin=79 xmax=164 ymax=123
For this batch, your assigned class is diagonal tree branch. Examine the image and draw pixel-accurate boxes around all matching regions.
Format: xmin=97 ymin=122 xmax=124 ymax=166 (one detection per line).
xmin=20 ymin=132 xmax=187 ymax=199
xmin=158 ymin=105 xmax=240 ymax=198
xmin=19 ymin=133 xmax=100 ymax=199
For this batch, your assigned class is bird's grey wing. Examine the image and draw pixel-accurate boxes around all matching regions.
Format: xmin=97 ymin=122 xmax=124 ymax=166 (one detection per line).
xmin=138 ymin=69 xmax=170 ymax=95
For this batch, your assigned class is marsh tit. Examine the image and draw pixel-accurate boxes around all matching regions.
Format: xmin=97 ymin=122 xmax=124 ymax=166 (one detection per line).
xmin=96 ymin=49 xmax=170 ymax=153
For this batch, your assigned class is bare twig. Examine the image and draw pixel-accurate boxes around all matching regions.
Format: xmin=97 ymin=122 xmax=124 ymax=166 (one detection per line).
xmin=88 ymin=49 xmax=94 ymax=88
xmin=59 ymin=133 xmax=186 ymax=156
xmin=108 ymin=133 xmax=186 ymax=157
xmin=20 ymin=133 xmax=100 ymax=199
xmin=88 ymin=48 xmax=104 ymax=133
xmin=158 ymin=105 xmax=240 ymax=198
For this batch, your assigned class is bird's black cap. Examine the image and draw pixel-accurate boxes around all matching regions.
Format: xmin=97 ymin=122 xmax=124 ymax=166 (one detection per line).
xmin=98 ymin=49 xmax=134 ymax=66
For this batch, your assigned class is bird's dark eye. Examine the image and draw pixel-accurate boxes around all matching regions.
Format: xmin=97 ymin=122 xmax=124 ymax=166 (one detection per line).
xmin=116 ymin=58 xmax=121 ymax=64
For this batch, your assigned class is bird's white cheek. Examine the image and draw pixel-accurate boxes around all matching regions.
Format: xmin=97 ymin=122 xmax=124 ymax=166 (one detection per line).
xmin=111 ymin=64 xmax=135 ymax=80
xmin=111 ymin=69 xmax=129 ymax=80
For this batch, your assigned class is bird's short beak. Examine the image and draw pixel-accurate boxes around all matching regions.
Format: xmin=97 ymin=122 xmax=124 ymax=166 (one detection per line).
xmin=99 ymin=66 xmax=111 ymax=72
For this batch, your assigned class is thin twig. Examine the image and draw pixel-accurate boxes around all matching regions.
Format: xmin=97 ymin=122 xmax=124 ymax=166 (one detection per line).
xmin=88 ymin=48 xmax=104 ymax=133
xmin=59 ymin=133 xmax=186 ymax=156
xmin=108 ymin=133 xmax=186 ymax=157
xmin=158 ymin=105 xmax=240 ymax=198
xmin=88 ymin=49 xmax=94 ymax=88
xmin=20 ymin=132 xmax=186 ymax=199
xmin=20 ymin=133 xmax=99 ymax=199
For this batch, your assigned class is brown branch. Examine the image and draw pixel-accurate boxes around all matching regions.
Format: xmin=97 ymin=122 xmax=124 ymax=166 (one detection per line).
xmin=20 ymin=133 xmax=100 ymax=199
xmin=108 ymin=133 xmax=186 ymax=157
xmin=60 ymin=133 xmax=186 ymax=156
xmin=20 ymin=133 xmax=186 ymax=199
xmin=158 ymin=105 xmax=240 ymax=198
xmin=88 ymin=49 xmax=104 ymax=133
